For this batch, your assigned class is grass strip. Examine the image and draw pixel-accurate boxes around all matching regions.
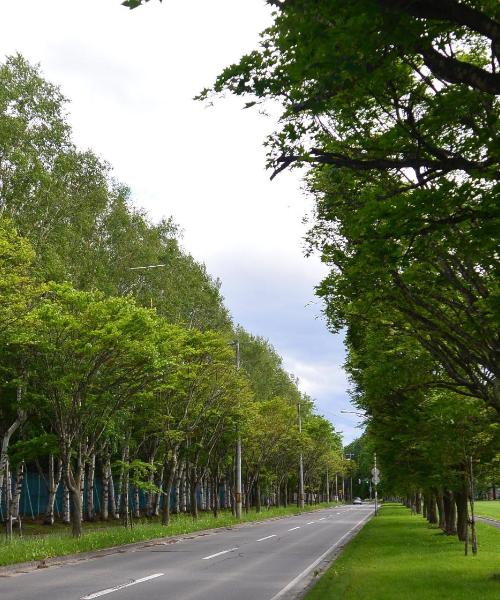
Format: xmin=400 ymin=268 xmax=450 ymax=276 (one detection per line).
xmin=305 ymin=503 xmax=500 ymax=600
xmin=475 ymin=500 xmax=500 ymax=521
xmin=0 ymin=502 xmax=338 ymax=567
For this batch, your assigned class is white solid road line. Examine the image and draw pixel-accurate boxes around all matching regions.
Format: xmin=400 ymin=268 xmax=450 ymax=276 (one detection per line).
xmin=81 ymin=573 xmax=164 ymax=599
xmin=257 ymin=534 xmax=277 ymax=542
xmin=288 ymin=526 xmax=301 ymax=531
xmin=202 ymin=547 xmax=239 ymax=560
xmin=268 ymin=510 xmax=373 ymax=600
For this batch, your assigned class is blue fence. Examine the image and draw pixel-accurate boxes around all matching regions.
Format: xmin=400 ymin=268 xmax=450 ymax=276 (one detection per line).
xmin=1 ymin=472 xmax=219 ymax=520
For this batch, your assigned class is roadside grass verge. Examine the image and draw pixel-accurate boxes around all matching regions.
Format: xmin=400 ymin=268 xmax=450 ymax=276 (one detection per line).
xmin=475 ymin=500 xmax=500 ymax=521
xmin=305 ymin=503 xmax=500 ymax=600
xmin=0 ymin=502 xmax=339 ymax=567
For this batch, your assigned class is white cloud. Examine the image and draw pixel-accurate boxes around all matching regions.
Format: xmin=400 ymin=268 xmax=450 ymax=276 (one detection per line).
xmin=0 ymin=0 xmax=360 ymax=442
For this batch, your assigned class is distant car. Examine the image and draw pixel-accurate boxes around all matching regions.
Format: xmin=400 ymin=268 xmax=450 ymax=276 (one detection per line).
xmin=353 ymin=497 xmax=363 ymax=505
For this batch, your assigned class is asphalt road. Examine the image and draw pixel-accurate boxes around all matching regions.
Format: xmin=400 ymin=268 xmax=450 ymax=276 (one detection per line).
xmin=1 ymin=505 xmax=373 ymax=600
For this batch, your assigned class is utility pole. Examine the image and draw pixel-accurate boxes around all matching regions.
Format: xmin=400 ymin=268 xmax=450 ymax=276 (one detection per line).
xmin=298 ymin=397 xmax=305 ymax=509
xmin=373 ymin=452 xmax=379 ymax=516
xmin=326 ymin=465 xmax=330 ymax=503
xmin=345 ymin=452 xmax=355 ymax=502
xmin=234 ymin=340 xmax=242 ymax=519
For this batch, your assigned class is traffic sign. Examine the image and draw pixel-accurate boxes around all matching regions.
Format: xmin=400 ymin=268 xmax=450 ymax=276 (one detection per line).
xmin=372 ymin=475 xmax=380 ymax=485
xmin=371 ymin=467 xmax=380 ymax=477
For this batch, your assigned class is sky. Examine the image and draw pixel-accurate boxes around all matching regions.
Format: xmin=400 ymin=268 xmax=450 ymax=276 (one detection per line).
xmin=0 ymin=0 xmax=364 ymax=442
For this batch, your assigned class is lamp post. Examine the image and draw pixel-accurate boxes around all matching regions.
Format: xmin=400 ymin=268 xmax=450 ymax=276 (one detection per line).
xmin=128 ymin=263 xmax=167 ymax=307
xmin=344 ymin=452 xmax=355 ymax=502
xmin=229 ymin=340 xmax=242 ymax=519
xmin=297 ymin=397 xmax=305 ymax=509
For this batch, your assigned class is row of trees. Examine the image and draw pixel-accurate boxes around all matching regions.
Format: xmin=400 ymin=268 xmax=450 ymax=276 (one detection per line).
xmin=0 ymin=55 xmax=344 ymax=538
xmin=200 ymin=0 xmax=500 ymax=550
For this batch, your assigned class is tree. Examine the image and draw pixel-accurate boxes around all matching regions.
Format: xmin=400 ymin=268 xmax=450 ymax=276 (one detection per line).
xmin=0 ymin=219 xmax=39 ymax=515
xmin=27 ymin=284 xmax=168 ymax=536
xmin=201 ymin=0 xmax=499 ymax=412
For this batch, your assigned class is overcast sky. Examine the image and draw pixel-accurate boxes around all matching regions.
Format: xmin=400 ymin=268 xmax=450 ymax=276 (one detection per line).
xmin=1 ymin=0 xmax=364 ymax=442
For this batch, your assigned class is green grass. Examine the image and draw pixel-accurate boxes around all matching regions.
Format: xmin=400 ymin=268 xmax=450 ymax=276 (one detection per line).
xmin=305 ymin=503 xmax=500 ymax=600
xmin=475 ymin=500 xmax=500 ymax=521
xmin=0 ymin=502 xmax=339 ymax=567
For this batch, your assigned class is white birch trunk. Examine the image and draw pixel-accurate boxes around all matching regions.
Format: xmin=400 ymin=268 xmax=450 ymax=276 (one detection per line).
xmin=101 ymin=456 xmax=110 ymax=520
xmin=133 ymin=486 xmax=140 ymax=518
xmin=44 ymin=456 xmax=62 ymax=525
xmin=62 ymin=481 xmax=71 ymax=523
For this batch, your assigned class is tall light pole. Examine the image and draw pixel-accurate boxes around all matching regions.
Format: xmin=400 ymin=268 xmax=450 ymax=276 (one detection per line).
xmin=128 ymin=263 xmax=167 ymax=307
xmin=230 ymin=340 xmax=242 ymax=519
xmin=345 ymin=452 xmax=355 ymax=502
xmin=298 ymin=397 xmax=305 ymax=509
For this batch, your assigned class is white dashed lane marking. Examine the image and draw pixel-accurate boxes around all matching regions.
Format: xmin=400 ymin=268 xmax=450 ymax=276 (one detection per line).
xmin=288 ymin=526 xmax=301 ymax=531
xmin=257 ymin=534 xmax=277 ymax=542
xmin=81 ymin=573 xmax=164 ymax=599
xmin=202 ymin=548 xmax=238 ymax=560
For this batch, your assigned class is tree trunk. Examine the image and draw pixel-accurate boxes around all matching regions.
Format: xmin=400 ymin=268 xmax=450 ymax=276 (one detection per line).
xmin=455 ymin=488 xmax=468 ymax=542
xmin=71 ymin=479 xmax=83 ymax=537
xmin=133 ymin=486 xmax=140 ymax=518
xmin=0 ymin=404 xmax=27 ymax=508
xmin=101 ymin=456 xmax=110 ymax=521
xmin=63 ymin=456 xmax=84 ymax=538
xmin=121 ymin=445 xmax=130 ymax=528
xmin=161 ymin=452 xmax=178 ymax=526
xmin=109 ymin=465 xmax=119 ymax=519
xmin=212 ymin=475 xmax=220 ymax=518
xmin=44 ymin=456 xmax=62 ymax=525
xmin=62 ymin=481 xmax=71 ymax=524
xmin=190 ymin=468 xmax=199 ymax=519
xmin=154 ymin=465 xmax=164 ymax=516
xmin=10 ymin=460 xmax=25 ymax=520
xmin=173 ymin=463 xmax=184 ymax=515
xmin=443 ymin=490 xmax=457 ymax=535
xmin=256 ymin=476 xmax=261 ymax=513
xmin=5 ymin=458 xmax=13 ymax=540
xmin=436 ymin=491 xmax=445 ymax=530
xmin=86 ymin=454 xmax=96 ymax=521
xmin=415 ymin=491 xmax=422 ymax=514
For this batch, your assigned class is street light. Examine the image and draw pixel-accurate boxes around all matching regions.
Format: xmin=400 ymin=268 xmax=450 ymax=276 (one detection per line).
xmin=340 ymin=410 xmax=367 ymax=417
xmin=129 ymin=264 xmax=166 ymax=270
xmin=297 ymin=397 xmax=305 ymax=509
xmin=127 ymin=264 xmax=167 ymax=307
xmin=344 ymin=452 xmax=355 ymax=503
xmin=229 ymin=340 xmax=242 ymax=519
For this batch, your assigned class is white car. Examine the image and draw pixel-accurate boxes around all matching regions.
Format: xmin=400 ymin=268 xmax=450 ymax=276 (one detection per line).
xmin=353 ymin=497 xmax=363 ymax=505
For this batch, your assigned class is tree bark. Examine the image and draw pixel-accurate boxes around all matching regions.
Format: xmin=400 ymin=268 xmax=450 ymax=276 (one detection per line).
xmin=161 ymin=451 xmax=178 ymax=526
xmin=44 ymin=456 xmax=62 ymax=525
xmin=101 ymin=455 xmax=110 ymax=521
xmin=121 ymin=444 xmax=130 ymax=528
xmin=0 ymin=405 xmax=27 ymax=508
xmin=455 ymin=488 xmax=468 ymax=542
xmin=62 ymin=481 xmax=70 ymax=524
xmin=86 ymin=454 xmax=95 ymax=521
xmin=436 ymin=491 xmax=445 ymax=530
xmin=443 ymin=490 xmax=457 ymax=535
xmin=190 ymin=467 xmax=199 ymax=519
